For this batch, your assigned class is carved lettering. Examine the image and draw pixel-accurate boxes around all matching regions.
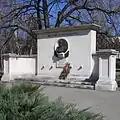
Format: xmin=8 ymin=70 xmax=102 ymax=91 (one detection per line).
xmin=56 ymin=59 xmax=66 ymax=68
xmin=39 ymin=32 xmax=80 ymax=39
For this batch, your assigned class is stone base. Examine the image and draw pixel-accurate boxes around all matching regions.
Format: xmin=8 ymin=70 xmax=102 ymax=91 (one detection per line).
xmin=95 ymin=79 xmax=118 ymax=91
xmin=1 ymin=74 xmax=35 ymax=81
xmin=1 ymin=74 xmax=14 ymax=81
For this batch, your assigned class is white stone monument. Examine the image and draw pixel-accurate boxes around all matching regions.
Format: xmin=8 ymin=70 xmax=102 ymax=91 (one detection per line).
xmin=35 ymin=24 xmax=100 ymax=80
xmin=1 ymin=24 xmax=118 ymax=91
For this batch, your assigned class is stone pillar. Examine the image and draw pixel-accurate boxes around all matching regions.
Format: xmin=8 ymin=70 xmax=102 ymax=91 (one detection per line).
xmin=95 ymin=49 xmax=118 ymax=91
xmin=1 ymin=53 xmax=14 ymax=81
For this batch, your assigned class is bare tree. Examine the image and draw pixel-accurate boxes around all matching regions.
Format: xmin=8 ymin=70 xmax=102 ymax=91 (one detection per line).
xmin=0 ymin=0 xmax=120 ymax=56
xmin=2 ymin=0 xmax=120 ymax=33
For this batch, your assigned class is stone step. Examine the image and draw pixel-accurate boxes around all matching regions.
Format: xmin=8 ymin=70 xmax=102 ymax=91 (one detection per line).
xmin=15 ymin=77 xmax=93 ymax=85
xmin=57 ymin=80 xmax=92 ymax=85
xmin=14 ymin=78 xmax=94 ymax=90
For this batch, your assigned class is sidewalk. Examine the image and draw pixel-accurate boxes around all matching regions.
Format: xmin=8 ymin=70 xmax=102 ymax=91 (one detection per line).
xmin=43 ymin=86 xmax=120 ymax=120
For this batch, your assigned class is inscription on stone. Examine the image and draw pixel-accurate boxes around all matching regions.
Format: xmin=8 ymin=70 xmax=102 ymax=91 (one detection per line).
xmin=56 ymin=59 xmax=66 ymax=68
xmin=39 ymin=31 xmax=80 ymax=39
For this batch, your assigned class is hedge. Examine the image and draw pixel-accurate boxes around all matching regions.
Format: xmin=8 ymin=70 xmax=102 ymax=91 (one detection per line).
xmin=0 ymin=83 xmax=103 ymax=120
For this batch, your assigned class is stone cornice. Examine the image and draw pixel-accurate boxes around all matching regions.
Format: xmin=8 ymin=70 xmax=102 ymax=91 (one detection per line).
xmin=2 ymin=53 xmax=37 ymax=58
xmin=93 ymin=49 xmax=119 ymax=56
xmin=34 ymin=24 xmax=101 ymax=35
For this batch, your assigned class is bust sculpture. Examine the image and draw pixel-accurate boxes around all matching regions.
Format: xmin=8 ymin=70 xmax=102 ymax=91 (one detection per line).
xmin=54 ymin=39 xmax=69 ymax=59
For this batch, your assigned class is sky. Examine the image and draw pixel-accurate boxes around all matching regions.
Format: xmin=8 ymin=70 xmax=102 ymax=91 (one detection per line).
xmin=0 ymin=0 xmax=120 ymax=36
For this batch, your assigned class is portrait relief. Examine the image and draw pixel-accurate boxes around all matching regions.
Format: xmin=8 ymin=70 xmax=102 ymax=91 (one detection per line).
xmin=53 ymin=38 xmax=70 ymax=68
xmin=54 ymin=39 xmax=69 ymax=59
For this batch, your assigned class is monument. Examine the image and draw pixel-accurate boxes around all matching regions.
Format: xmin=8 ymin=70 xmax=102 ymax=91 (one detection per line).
xmin=1 ymin=24 xmax=118 ymax=91
xmin=35 ymin=24 xmax=99 ymax=80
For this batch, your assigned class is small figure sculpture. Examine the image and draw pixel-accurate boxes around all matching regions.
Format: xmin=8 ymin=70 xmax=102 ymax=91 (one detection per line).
xmin=59 ymin=63 xmax=72 ymax=80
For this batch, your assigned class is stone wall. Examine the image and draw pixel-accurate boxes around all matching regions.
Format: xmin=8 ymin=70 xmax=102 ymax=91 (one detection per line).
xmin=1 ymin=53 xmax=37 ymax=81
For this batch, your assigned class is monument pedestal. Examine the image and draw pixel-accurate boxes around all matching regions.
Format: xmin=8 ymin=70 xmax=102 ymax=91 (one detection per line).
xmin=95 ymin=49 xmax=118 ymax=91
xmin=95 ymin=78 xmax=117 ymax=91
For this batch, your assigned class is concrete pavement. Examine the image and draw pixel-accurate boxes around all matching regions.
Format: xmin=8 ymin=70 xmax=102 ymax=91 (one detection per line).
xmin=43 ymin=86 xmax=120 ymax=120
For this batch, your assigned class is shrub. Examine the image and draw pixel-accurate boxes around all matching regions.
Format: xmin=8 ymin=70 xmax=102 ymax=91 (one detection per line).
xmin=0 ymin=83 xmax=103 ymax=120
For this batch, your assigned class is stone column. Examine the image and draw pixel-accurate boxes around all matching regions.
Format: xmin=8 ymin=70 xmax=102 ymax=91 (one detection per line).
xmin=95 ymin=49 xmax=118 ymax=91
xmin=1 ymin=53 xmax=14 ymax=81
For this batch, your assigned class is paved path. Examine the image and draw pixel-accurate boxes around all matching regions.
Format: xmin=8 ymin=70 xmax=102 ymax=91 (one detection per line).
xmin=43 ymin=86 xmax=120 ymax=120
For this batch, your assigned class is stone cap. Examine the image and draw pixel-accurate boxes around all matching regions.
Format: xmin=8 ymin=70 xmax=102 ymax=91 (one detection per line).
xmin=94 ymin=49 xmax=119 ymax=56
xmin=34 ymin=24 xmax=101 ymax=35
xmin=2 ymin=53 xmax=37 ymax=58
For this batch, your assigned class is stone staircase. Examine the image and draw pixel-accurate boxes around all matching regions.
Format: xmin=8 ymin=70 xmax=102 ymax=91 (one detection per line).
xmin=14 ymin=76 xmax=95 ymax=90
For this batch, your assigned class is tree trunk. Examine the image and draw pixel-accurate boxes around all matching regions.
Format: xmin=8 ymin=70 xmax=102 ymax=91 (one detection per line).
xmin=42 ymin=0 xmax=49 ymax=29
xmin=34 ymin=0 xmax=42 ymax=29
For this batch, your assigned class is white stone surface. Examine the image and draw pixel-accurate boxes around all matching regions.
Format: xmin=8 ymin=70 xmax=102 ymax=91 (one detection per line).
xmin=1 ymin=54 xmax=37 ymax=81
xmin=95 ymin=49 xmax=118 ymax=91
xmin=36 ymin=25 xmax=98 ymax=80
xmin=95 ymin=79 xmax=118 ymax=91
xmin=9 ymin=57 xmax=36 ymax=75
